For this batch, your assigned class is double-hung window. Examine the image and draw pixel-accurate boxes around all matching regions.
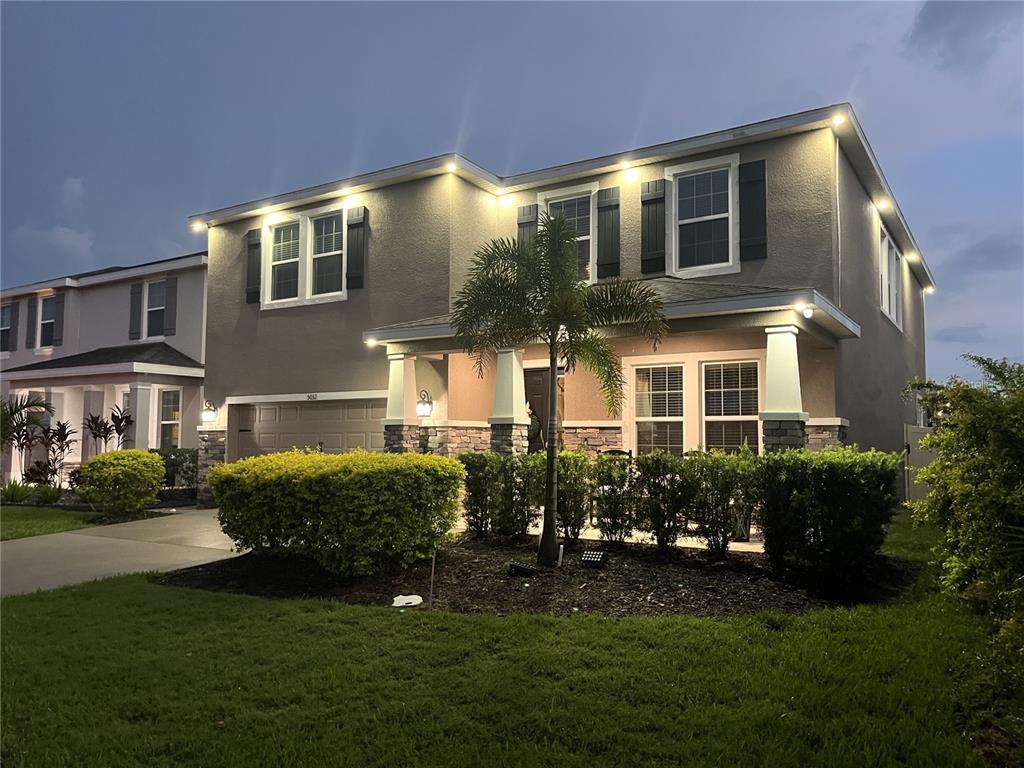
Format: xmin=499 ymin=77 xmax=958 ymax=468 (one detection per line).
xmin=879 ymin=226 xmax=903 ymax=328
xmin=703 ymin=362 xmax=759 ymax=453
xmin=271 ymin=223 xmax=301 ymax=301
xmin=547 ymin=195 xmax=592 ymax=280
xmin=159 ymin=389 xmax=181 ymax=451
xmin=0 ymin=305 xmax=12 ymax=352
xmin=311 ymin=213 xmax=344 ymax=295
xmin=666 ymin=155 xmax=740 ymax=278
xmin=38 ymin=296 xmax=56 ymax=347
xmin=635 ymin=365 xmax=685 ymax=454
xmin=145 ymin=280 xmax=166 ymax=337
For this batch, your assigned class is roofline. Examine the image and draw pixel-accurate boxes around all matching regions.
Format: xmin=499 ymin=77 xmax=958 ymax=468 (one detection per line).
xmin=1 ymin=252 xmax=208 ymax=298
xmin=2 ymin=362 xmax=205 ymax=381
xmin=187 ymin=103 xmax=933 ymax=290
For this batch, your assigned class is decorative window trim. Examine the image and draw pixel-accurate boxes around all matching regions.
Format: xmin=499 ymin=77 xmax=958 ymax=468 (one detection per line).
xmin=700 ymin=359 xmax=762 ymax=454
xmin=37 ymin=293 xmax=56 ymax=350
xmin=878 ymin=219 xmax=904 ymax=331
xmin=634 ymin=363 xmax=685 ymax=455
xmin=0 ymin=303 xmax=12 ymax=356
xmin=142 ymin=278 xmax=167 ymax=340
xmin=154 ymin=386 xmax=183 ymax=451
xmin=664 ymin=154 xmax=741 ymax=279
xmin=261 ymin=201 xmax=348 ymax=311
xmin=536 ymin=181 xmax=599 ymax=284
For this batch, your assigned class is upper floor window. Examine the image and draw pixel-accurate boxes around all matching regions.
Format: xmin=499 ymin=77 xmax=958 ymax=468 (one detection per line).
xmin=703 ymin=361 xmax=759 ymax=454
xmin=262 ymin=204 xmax=348 ymax=309
xmin=39 ymin=296 xmax=56 ymax=347
xmin=635 ymin=364 xmax=684 ymax=455
xmin=665 ymin=155 xmax=740 ymax=279
xmin=879 ymin=226 xmax=903 ymax=329
xmin=548 ymin=196 xmax=592 ymax=280
xmin=312 ymin=213 xmax=344 ymax=296
xmin=271 ymin=223 xmax=301 ymax=301
xmin=0 ymin=304 xmax=11 ymax=352
xmin=145 ymin=280 xmax=166 ymax=337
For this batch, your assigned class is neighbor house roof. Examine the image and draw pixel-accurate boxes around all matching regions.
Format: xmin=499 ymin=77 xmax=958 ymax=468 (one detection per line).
xmin=2 ymin=342 xmax=204 ymax=381
xmin=188 ymin=102 xmax=934 ymax=290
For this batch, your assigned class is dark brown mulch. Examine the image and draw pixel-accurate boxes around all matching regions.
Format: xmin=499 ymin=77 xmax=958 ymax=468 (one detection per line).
xmin=155 ymin=537 xmax=837 ymax=618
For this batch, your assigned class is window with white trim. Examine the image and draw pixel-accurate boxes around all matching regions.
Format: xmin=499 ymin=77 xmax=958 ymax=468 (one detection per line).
xmin=311 ymin=213 xmax=344 ymax=295
xmin=145 ymin=280 xmax=166 ymax=337
xmin=703 ymin=362 xmax=759 ymax=454
xmin=158 ymin=389 xmax=181 ymax=451
xmin=0 ymin=304 xmax=12 ymax=352
xmin=879 ymin=226 xmax=903 ymax=328
xmin=271 ymin=223 xmax=301 ymax=301
xmin=635 ymin=365 xmax=684 ymax=454
xmin=666 ymin=155 xmax=740 ymax=279
xmin=38 ymin=296 xmax=56 ymax=347
xmin=547 ymin=195 xmax=592 ymax=280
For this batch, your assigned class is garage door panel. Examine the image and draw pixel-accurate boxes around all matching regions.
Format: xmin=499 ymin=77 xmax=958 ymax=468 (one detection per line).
xmin=237 ymin=398 xmax=386 ymax=459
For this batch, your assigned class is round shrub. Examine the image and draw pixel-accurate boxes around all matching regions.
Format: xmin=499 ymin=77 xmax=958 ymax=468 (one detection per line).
xmin=77 ymin=449 xmax=165 ymax=518
xmin=210 ymin=450 xmax=466 ymax=577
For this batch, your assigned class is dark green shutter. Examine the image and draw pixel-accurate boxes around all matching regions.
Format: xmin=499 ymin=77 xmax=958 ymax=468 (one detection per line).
xmin=129 ymin=283 xmax=143 ymax=340
xmin=245 ymin=229 xmax=261 ymax=304
xmin=25 ymin=296 xmax=37 ymax=349
xmin=739 ymin=160 xmax=767 ymax=261
xmin=8 ymin=302 xmax=18 ymax=351
xmin=163 ymin=276 xmax=178 ymax=336
xmin=640 ymin=180 xmax=666 ymax=274
xmin=52 ymin=292 xmax=65 ymax=347
xmin=596 ymin=188 xmax=620 ymax=278
xmin=517 ymin=204 xmax=538 ymax=243
xmin=346 ymin=206 xmax=367 ymax=290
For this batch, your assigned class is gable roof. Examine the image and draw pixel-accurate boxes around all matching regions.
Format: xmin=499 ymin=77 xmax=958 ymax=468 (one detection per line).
xmin=4 ymin=342 xmax=201 ymax=373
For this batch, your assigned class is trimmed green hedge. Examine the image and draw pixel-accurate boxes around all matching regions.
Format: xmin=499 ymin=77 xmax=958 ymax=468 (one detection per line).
xmin=210 ymin=450 xmax=465 ymax=576
xmin=77 ymin=449 xmax=165 ymax=518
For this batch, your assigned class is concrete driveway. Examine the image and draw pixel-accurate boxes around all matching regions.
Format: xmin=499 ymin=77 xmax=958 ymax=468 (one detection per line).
xmin=0 ymin=508 xmax=238 ymax=597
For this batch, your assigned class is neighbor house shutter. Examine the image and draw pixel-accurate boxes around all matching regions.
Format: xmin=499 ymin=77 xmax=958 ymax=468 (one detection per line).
xmin=51 ymin=292 xmax=65 ymax=347
xmin=163 ymin=276 xmax=178 ymax=336
xmin=640 ymin=180 xmax=666 ymax=274
xmin=596 ymin=187 xmax=620 ymax=279
xmin=245 ymin=229 xmax=262 ymax=304
xmin=517 ymin=204 xmax=538 ymax=244
xmin=129 ymin=283 xmax=143 ymax=340
xmin=25 ymin=296 xmax=37 ymax=349
xmin=8 ymin=302 xmax=18 ymax=351
xmin=739 ymin=160 xmax=767 ymax=261
xmin=346 ymin=206 xmax=367 ymax=290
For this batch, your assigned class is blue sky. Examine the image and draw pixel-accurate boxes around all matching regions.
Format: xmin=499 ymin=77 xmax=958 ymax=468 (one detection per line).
xmin=2 ymin=1 xmax=1021 ymax=380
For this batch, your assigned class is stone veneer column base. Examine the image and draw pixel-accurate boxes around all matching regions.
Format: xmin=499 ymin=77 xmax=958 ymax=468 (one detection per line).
xmin=489 ymin=423 xmax=528 ymax=455
xmin=196 ymin=428 xmax=227 ymax=508
xmin=384 ymin=424 xmax=420 ymax=453
xmin=419 ymin=426 xmax=449 ymax=456
xmin=561 ymin=426 xmax=623 ymax=452
xmin=446 ymin=426 xmax=491 ymax=455
xmin=761 ymin=419 xmax=808 ymax=452
xmin=806 ymin=423 xmax=848 ymax=451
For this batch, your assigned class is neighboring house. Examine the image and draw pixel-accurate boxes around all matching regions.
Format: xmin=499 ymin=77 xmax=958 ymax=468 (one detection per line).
xmin=1 ymin=253 xmax=207 ymax=479
xmin=189 ymin=103 xmax=932 ymax=496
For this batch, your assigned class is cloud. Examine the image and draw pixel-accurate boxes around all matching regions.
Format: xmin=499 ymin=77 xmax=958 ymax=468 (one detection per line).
xmin=949 ymin=231 xmax=1024 ymax=274
xmin=904 ymin=1 xmax=1022 ymax=73
xmin=934 ymin=323 xmax=987 ymax=344
xmin=57 ymin=176 xmax=85 ymax=214
xmin=9 ymin=223 xmax=95 ymax=267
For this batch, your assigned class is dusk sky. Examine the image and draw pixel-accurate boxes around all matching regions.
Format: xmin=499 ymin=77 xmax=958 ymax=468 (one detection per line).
xmin=2 ymin=1 xmax=1021 ymax=380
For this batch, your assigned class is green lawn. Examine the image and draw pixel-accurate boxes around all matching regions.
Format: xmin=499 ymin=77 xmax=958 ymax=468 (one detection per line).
xmin=0 ymin=514 xmax=1012 ymax=767
xmin=0 ymin=505 xmax=101 ymax=540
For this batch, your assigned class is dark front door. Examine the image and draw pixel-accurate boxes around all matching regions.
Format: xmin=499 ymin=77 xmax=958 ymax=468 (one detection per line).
xmin=524 ymin=369 xmax=549 ymax=449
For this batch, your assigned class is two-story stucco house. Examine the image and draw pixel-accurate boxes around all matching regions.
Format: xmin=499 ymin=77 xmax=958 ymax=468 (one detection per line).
xmin=1 ymin=252 xmax=207 ymax=478
xmin=189 ymin=103 xmax=933 ymax=497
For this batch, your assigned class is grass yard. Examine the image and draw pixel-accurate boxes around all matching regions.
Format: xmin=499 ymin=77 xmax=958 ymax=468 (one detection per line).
xmin=1 ymin=513 xmax=1017 ymax=767
xmin=0 ymin=505 xmax=100 ymax=541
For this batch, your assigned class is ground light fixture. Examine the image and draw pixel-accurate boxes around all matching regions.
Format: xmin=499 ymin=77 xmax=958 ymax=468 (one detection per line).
xmin=415 ymin=389 xmax=433 ymax=418
xmin=581 ymin=550 xmax=609 ymax=569
xmin=200 ymin=400 xmax=218 ymax=423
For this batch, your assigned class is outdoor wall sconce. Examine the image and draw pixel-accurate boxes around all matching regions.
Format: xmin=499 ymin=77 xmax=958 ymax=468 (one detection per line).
xmin=200 ymin=399 xmax=219 ymax=423
xmin=415 ymin=390 xmax=433 ymax=418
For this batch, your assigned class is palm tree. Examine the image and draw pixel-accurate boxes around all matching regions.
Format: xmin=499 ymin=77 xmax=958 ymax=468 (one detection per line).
xmin=452 ymin=213 xmax=667 ymax=565
xmin=1 ymin=394 xmax=54 ymax=474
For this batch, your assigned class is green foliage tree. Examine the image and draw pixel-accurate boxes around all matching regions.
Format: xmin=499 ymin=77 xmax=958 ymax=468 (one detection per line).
xmin=1 ymin=394 xmax=54 ymax=475
xmin=451 ymin=214 xmax=667 ymax=565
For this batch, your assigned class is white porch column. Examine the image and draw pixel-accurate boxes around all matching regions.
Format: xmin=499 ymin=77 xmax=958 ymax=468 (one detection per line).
xmin=127 ymin=383 xmax=152 ymax=450
xmin=759 ymin=325 xmax=808 ymax=451
xmin=384 ymin=353 xmax=419 ymax=452
xmin=488 ymin=348 xmax=529 ymax=454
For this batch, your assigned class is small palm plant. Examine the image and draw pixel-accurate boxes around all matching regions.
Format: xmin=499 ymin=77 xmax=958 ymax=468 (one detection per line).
xmin=452 ymin=213 xmax=667 ymax=565
xmin=83 ymin=413 xmax=115 ymax=455
xmin=111 ymin=405 xmax=134 ymax=449
xmin=42 ymin=420 xmax=77 ymax=486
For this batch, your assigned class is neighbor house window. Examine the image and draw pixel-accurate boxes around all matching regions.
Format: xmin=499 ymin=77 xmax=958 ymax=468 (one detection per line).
xmin=271 ymin=222 xmax=300 ymax=301
xmin=159 ymin=389 xmax=181 ymax=451
xmin=311 ymin=213 xmax=344 ymax=295
xmin=635 ymin=365 xmax=684 ymax=454
xmin=0 ymin=305 xmax=11 ymax=352
xmin=879 ymin=226 xmax=903 ymax=328
xmin=38 ymin=296 xmax=56 ymax=347
xmin=547 ymin=194 xmax=593 ymax=280
xmin=703 ymin=362 xmax=759 ymax=453
xmin=145 ymin=280 xmax=166 ymax=337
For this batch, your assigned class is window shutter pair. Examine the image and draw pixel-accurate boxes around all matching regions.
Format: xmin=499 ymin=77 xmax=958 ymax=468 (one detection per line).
xmin=25 ymin=297 xmax=37 ymax=349
xmin=517 ymin=205 xmax=538 ymax=244
xmin=7 ymin=303 xmax=18 ymax=351
xmin=130 ymin=279 xmax=177 ymax=337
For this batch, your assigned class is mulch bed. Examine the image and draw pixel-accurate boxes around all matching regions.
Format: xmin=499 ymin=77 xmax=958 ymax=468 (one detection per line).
xmin=152 ymin=536 xmax=871 ymax=618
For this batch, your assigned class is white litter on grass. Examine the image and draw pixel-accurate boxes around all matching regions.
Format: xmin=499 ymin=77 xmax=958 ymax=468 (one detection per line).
xmin=391 ymin=594 xmax=423 ymax=608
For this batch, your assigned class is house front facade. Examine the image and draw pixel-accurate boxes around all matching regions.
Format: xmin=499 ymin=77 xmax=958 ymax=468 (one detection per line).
xmin=190 ymin=104 xmax=933 ymax=500
xmin=1 ymin=253 xmax=207 ymax=479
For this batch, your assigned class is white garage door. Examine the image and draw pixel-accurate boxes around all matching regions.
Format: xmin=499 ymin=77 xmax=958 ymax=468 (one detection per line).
xmin=236 ymin=399 xmax=386 ymax=458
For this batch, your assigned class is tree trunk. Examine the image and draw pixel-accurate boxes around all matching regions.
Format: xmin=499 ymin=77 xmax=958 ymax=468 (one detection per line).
xmin=538 ymin=342 xmax=560 ymax=566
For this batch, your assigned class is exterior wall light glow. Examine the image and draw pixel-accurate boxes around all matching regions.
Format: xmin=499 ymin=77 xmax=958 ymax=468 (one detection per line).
xmin=618 ymin=160 xmax=631 ymax=170
xmin=191 ymin=221 xmax=206 ymax=233
xmin=802 ymin=307 xmax=815 ymax=319
xmin=445 ymin=162 xmax=457 ymax=172
xmin=876 ymin=199 xmax=891 ymax=211
xmin=365 ymin=337 xmax=378 ymax=347
xmin=341 ymin=187 xmax=351 ymax=195
xmin=794 ymin=302 xmax=807 ymax=311
xmin=832 ymin=114 xmax=846 ymax=127
xmin=415 ymin=389 xmax=433 ymax=418
xmin=925 ymin=286 xmax=935 ymax=295
xmin=200 ymin=400 xmax=219 ymax=423
xmin=624 ymin=168 xmax=639 ymax=182
xmin=495 ymin=187 xmax=506 ymax=195
xmin=906 ymin=251 xmax=919 ymax=262
xmin=499 ymin=194 xmax=514 ymax=207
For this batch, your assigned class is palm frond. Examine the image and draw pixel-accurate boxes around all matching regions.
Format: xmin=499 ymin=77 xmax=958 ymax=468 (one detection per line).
xmin=585 ymin=279 xmax=668 ymax=348
xmin=562 ymin=332 xmax=626 ymax=415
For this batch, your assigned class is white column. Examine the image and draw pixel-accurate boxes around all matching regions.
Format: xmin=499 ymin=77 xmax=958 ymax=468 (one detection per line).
xmin=128 ymin=383 xmax=152 ymax=450
xmin=760 ymin=326 xmax=807 ymax=420
xmin=488 ymin=348 xmax=529 ymax=425
xmin=384 ymin=353 xmax=418 ymax=425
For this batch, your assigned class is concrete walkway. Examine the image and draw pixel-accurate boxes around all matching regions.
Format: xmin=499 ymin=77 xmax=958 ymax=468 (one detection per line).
xmin=1 ymin=508 xmax=238 ymax=597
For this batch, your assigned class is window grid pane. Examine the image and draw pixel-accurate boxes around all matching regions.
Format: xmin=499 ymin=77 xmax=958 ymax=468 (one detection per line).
xmin=313 ymin=214 xmax=343 ymax=256
xmin=704 ymin=421 xmax=759 ymax=454
xmin=635 ymin=365 xmax=684 ymax=455
xmin=548 ymin=196 xmax=590 ymax=236
xmin=147 ymin=308 xmax=165 ymax=337
xmin=704 ymin=362 xmax=758 ymax=416
xmin=271 ymin=262 xmax=299 ymax=300
xmin=40 ymin=297 xmax=56 ymax=322
xmin=272 ymin=223 xmax=300 ymax=263
xmin=147 ymin=281 xmax=166 ymax=310
xmin=313 ymin=253 xmax=343 ymax=295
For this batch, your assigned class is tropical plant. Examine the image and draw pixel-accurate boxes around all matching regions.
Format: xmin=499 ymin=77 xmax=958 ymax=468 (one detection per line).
xmin=83 ymin=413 xmax=115 ymax=455
xmin=110 ymin=405 xmax=134 ymax=449
xmin=0 ymin=479 xmax=34 ymax=503
xmin=1 ymin=394 xmax=53 ymax=474
xmin=41 ymin=420 xmax=77 ymax=486
xmin=451 ymin=213 xmax=667 ymax=565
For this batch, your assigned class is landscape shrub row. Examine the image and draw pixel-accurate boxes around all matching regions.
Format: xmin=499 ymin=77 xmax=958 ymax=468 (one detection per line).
xmin=460 ymin=446 xmax=901 ymax=580
xmin=210 ymin=449 xmax=465 ymax=576
xmin=76 ymin=449 xmax=166 ymax=518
